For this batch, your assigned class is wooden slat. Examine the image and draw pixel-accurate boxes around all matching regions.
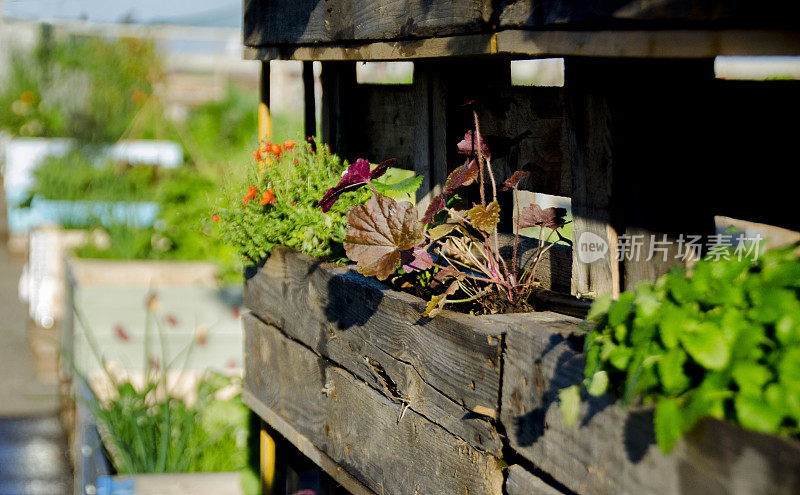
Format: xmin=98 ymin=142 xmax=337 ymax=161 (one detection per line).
xmin=244 ymin=314 xmax=504 ymax=495
xmin=505 ymin=465 xmax=567 ymax=495
xmin=498 ymin=0 xmax=800 ymax=30
xmin=500 ymin=312 xmax=800 ymax=495
xmin=244 ymin=29 xmax=800 ymax=61
xmin=244 ymin=0 xmax=491 ymax=47
xmin=244 ymin=248 xmax=504 ymax=454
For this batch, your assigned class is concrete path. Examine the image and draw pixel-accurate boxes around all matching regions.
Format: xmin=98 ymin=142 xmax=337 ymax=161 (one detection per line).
xmin=0 ymin=247 xmax=72 ymax=494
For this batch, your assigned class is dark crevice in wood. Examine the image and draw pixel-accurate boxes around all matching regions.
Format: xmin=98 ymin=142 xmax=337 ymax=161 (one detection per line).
xmin=247 ymin=310 xmax=494 ymax=453
xmin=496 ymin=327 xmax=576 ymax=495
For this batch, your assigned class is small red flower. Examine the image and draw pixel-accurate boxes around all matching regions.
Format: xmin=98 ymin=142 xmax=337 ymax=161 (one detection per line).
xmin=211 ymin=214 xmax=220 ymax=223
xmin=259 ymin=188 xmax=275 ymax=205
xmin=114 ymin=324 xmax=130 ymax=341
xmin=242 ymin=186 xmax=259 ymax=204
xmin=165 ymin=314 xmax=179 ymax=327
xmin=282 ymin=140 xmax=295 ymax=151
xmin=260 ymin=141 xmax=270 ymax=153
xmin=252 ymin=149 xmax=262 ymax=161
xmin=293 ymin=158 xmax=299 ymax=165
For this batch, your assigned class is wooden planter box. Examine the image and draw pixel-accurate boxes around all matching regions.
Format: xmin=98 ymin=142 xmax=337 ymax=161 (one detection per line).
xmin=243 ymin=248 xmax=800 ymax=495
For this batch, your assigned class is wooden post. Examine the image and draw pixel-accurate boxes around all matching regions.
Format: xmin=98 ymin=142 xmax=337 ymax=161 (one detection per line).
xmin=320 ymin=61 xmax=357 ymax=154
xmin=565 ymin=57 xmax=718 ymax=297
xmin=302 ymin=61 xmax=316 ymax=139
xmin=259 ymin=61 xmax=272 ymax=142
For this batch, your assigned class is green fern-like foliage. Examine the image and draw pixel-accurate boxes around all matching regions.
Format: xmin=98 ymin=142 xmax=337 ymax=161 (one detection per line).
xmin=213 ymin=139 xmax=369 ymax=264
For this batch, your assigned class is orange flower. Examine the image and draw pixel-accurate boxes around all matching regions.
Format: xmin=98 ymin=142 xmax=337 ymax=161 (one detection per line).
xmin=260 ymin=141 xmax=271 ymax=153
xmin=242 ymin=186 xmax=259 ymax=204
xmin=20 ymin=91 xmax=36 ymax=105
xmin=270 ymin=143 xmax=282 ymax=156
xmin=211 ymin=214 xmax=220 ymax=222
xmin=282 ymin=140 xmax=295 ymax=151
xmin=252 ymin=149 xmax=262 ymax=161
xmin=259 ymin=189 xmax=275 ymax=205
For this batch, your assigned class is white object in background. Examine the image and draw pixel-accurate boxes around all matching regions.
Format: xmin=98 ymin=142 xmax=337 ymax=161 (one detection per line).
xmin=109 ymin=140 xmax=182 ymax=168
xmin=2 ymin=137 xmax=74 ymax=192
xmin=20 ymin=226 xmax=88 ymax=329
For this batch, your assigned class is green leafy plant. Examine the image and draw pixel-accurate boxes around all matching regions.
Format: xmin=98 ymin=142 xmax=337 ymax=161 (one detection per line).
xmin=560 ymin=244 xmax=800 ymax=453
xmin=213 ymin=138 xmax=377 ymax=263
xmin=321 ymin=109 xmax=571 ymax=316
xmin=70 ymin=299 xmax=253 ymax=475
xmin=0 ymin=34 xmax=161 ymax=143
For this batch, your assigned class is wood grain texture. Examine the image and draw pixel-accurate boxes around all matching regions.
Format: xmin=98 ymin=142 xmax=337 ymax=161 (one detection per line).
xmin=244 ymin=0 xmax=492 ymax=47
xmin=244 ymin=30 xmax=800 ymax=61
xmin=244 ymin=314 xmax=504 ymax=495
xmin=505 ymin=465 xmax=567 ymax=495
xmin=498 ymin=0 xmax=800 ymax=30
xmin=500 ymin=312 xmax=800 ymax=495
xmin=245 ymin=248 xmax=504 ymax=454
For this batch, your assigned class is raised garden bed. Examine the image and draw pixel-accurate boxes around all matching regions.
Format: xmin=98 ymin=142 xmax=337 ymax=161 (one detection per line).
xmin=243 ymin=248 xmax=800 ymax=495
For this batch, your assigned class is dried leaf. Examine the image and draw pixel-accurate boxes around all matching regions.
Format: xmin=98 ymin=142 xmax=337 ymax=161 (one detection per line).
xmin=444 ymin=159 xmax=479 ymax=194
xmin=457 ymin=130 xmax=491 ymax=158
xmin=421 ymin=194 xmax=446 ymax=223
xmin=518 ymin=204 xmax=567 ymax=230
xmin=502 ymin=170 xmax=529 ymax=191
xmin=422 ymin=281 xmax=459 ymax=317
xmin=467 ymin=201 xmax=501 ymax=233
xmin=344 ymin=194 xmax=424 ymax=280
xmin=427 ymin=223 xmax=458 ymax=241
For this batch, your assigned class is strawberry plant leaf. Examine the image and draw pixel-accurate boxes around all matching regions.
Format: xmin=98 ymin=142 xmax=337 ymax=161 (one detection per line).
xmin=679 ymin=321 xmax=730 ymax=370
xmin=344 ymin=194 xmax=424 ymax=280
xmin=467 ymin=201 xmax=500 ymax=233
xmin=735 ymin=393 xmax=783 ymax=433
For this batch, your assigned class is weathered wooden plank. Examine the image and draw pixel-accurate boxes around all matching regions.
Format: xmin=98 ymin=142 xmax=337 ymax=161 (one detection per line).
xmin=505 ymin=465 xmax=567 ymax=495
xmin=500 ymin=312 xmax=800 ymax=495
xmin=244 ymin=0 xmax=492 ymax=47
xmin=244 ymin=248 xmax=504 ymax=454
xmin=499 ymin=0 xmax=800 ymax=30
xmin=244 ymin=29 xmax=800 ymax=61
xmin=244 ymin=314 xmax=504 ymax=495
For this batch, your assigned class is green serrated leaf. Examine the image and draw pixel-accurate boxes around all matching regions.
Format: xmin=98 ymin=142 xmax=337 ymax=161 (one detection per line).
xmin=735 ymin=393 xmax=783 ymax=433
xmin=559 ymin=385 xmax=581 ymax=427
xmin=679 ymin=321 xmax=730 ymax=370
xmin=654 ymin=397 xmax=684 ymax=453
xmin=608 ymin=292 xmax=634 ymax=328
xmin=372 ymin=172 xmax=424 ymax=203
xmin=427 ymin=223 xmax=458 ymax=241
xmin=586 ymin=294 xmax=612 ymax=322
xmin=658 ymin=348 xmax=690 ymax=395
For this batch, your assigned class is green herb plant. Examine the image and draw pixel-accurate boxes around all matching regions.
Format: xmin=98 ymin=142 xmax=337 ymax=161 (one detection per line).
xmin=560 ymin=244 xmax=800 ymax=453
xmin=70 ymin=299 xmax=253 ymax=475
xmin=213 ymin=138 xmax=374 ymax=264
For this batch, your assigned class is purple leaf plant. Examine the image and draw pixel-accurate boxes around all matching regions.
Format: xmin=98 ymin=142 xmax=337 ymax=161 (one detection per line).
xmin=320 ymin=110 xmax=570 ymax=317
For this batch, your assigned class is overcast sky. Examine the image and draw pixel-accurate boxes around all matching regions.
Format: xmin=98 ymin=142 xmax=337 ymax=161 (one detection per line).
xmin=0 ymin=0 xmax=241 ymax=26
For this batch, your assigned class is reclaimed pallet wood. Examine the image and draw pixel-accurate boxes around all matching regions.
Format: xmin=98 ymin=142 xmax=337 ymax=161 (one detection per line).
xmin=244 ymin=29 xmax=800 ymax=61
xmin=244 ymin=0 xmax=492 ymax=47
xmin=505 ymin=465 xmax=567 ymax=495
xmin=498 ymin=0 xmax=800 ymax=30
xmin=500 ymin=312 xmax=800 ymax=495
xmin=243 ymin=313 xmax=504 ymax=495
xmin=245 ymin=248 xmax=504 ymax=454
